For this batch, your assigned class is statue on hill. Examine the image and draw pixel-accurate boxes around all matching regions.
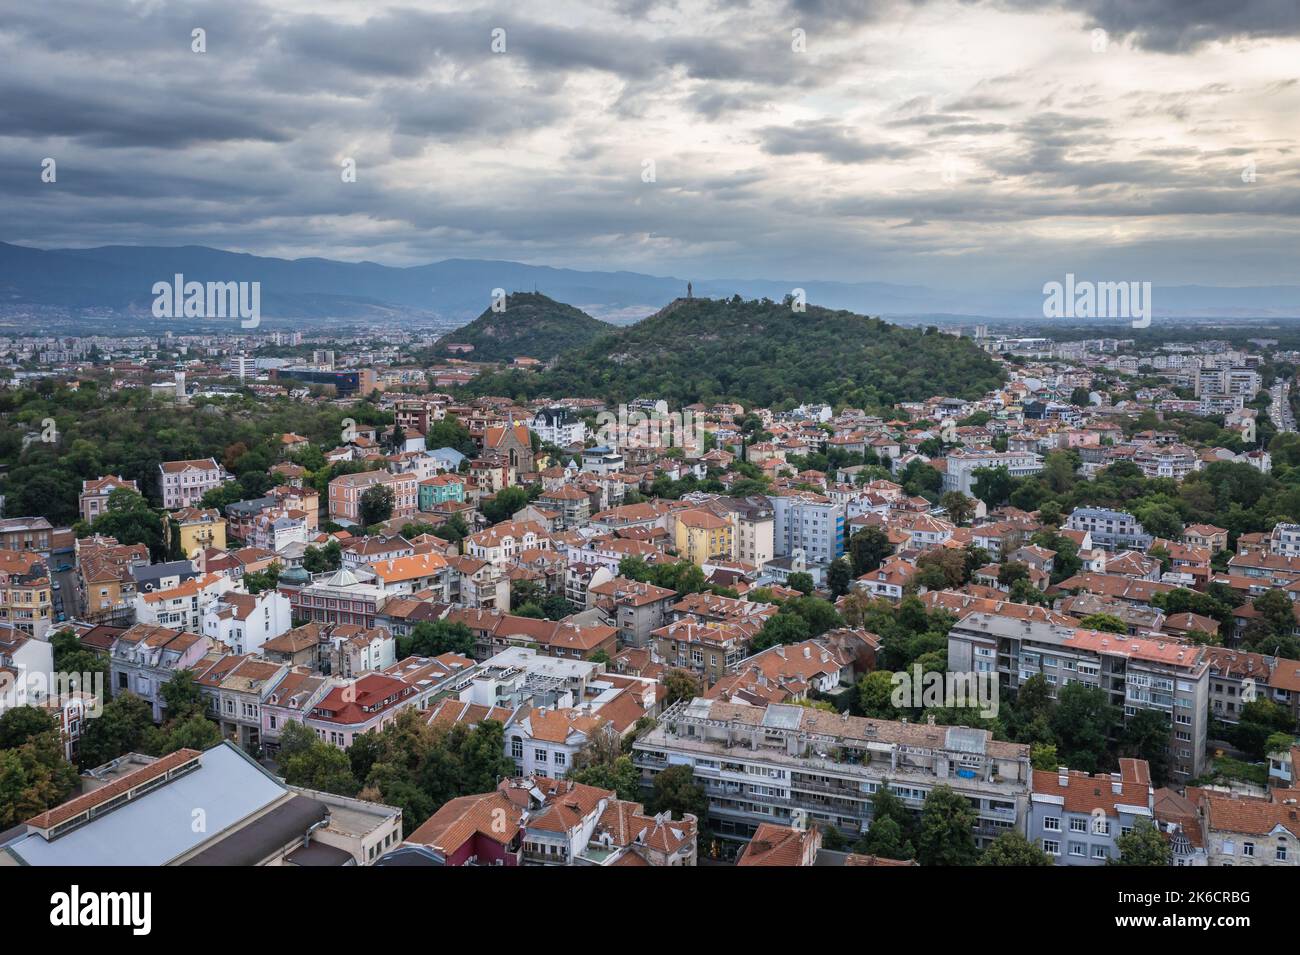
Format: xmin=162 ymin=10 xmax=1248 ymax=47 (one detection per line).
xmin=687 ymin=281 xmax=693 ymax=299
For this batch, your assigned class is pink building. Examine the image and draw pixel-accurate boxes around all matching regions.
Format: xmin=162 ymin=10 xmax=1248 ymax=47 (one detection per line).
xmin=158 ymin=458 xmax=231 ymax=510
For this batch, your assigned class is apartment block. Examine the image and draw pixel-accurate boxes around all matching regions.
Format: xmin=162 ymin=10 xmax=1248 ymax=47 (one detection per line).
xmin=948 ymin=613 xmax=1210 ymax=780
xmin=632 ymin=698 xmax=1032 ymax=846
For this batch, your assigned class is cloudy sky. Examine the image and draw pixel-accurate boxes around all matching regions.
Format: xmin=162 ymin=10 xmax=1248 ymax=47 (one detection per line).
xmin=2 ymin=0 xmax=1299 ymax=291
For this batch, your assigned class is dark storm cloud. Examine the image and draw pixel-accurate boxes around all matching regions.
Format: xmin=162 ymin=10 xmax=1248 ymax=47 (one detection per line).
xmin=760 ymin=120 xmax=918 ymax=163
xmin=1042 ymin=0 xmax=1300 ymax=52
xmin=0 ymin=0 xmax=1296 ymax=290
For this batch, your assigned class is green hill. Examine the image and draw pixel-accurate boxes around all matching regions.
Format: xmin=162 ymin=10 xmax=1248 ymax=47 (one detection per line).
xmin=431 ymin=292 xmax=612 ymax=362
xmin=462 ymin=295 xmax=1005 ymax=409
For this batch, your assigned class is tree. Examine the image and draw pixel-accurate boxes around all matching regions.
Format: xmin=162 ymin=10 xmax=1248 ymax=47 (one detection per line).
xmin=159 ymin=670 xmax=206 ymax=723
xmin=787 ymin=571 xmax=815 ymax=595
xmin=915 ymin=784 xmax=979 ymax=866
xmin=277 ymin=720 xmax=318 ymax=762
xmin=397 ymin=620 xmax=476 ymax=659
xmin=782 ymin=596 xmax=843 ymax=636
xmin=570 ymin=754 xmax=640 ymax=801
xmin=855 ymin=671 xmax=902 ymax=719
xmin=283 ymin=741 xmax=360 ymax=796
xmin=48 ymin=629 xmax=110 ymax=692
xmin=0 ymin=706 xmax=57 ymax=750
xmin=827 ymin=557 xmax=853 ymax=598
xmin=971 ymin=466 xmax=1014 ymax=508
xmin=855 ymin=785 xmax=916 ymax=860
xmin=1119 ymin=709 xmax=1171 ymax=786
xmin=648 ymin=764 xmax=706 ymax=821
xmin=78 ymin=692 xmax=154 ymax=769
xmin=664 ymin=669 xmax=702 ymax=706
xmin=940 ymin=491 xmax=976 ymax=526
xmin=482 ymin=486 xmax=529 ymax=525
xmin=751 ymin=612 xmax=811 ymax=651
xmin=1110 ymin=818 xmax=1172 ymax=866
xmin=150 ymin=713 xmax=223 ymax=755
xmin=980 ymin=830 xmax=1053 ymax=866
xmin=1080 ymin=613 xmax=1128 ymax=634
xmin=0 ymin=728 xmax=80 ymax=828
xmin=359 ymin=483 xmax=395 ymax=527
xmin=1233 ymin=698 xmax=1295 ymax=760
xmin=302 ymin=540 xmax=343 ymax=573
xmin=997 ymin=561 xmax=1030 ymax=587
xmin=916 ymin=548 xmax=968 ymax=590
xmin=849 ymin=527 xmax=893 ymax=576
xmin=1050 ymin=684 xmax=1120 ymax=774
xmin=1030 ymin=742 xmax=1059 ymax=771
xmin=242 ymin=561 xmax=282 ymax=595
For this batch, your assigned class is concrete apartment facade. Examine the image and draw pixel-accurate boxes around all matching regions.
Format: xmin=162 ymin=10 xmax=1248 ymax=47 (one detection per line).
xmin=632 ymin=698 xmax=1032 ymax=847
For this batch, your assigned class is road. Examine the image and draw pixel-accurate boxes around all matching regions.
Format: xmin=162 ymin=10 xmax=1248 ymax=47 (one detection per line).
xmin=1271 ymin=379 xmax=1296 ymax=434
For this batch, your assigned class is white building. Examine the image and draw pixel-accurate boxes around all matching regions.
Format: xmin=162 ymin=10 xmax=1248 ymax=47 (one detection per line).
xmin=134 ymin=572 xmax=234 ymax=633
xmin=203 ymin=589 xmax=293 ymax=656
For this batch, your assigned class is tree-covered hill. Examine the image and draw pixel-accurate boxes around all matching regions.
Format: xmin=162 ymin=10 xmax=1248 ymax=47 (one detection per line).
xmin=430 ymin=292 xmax=612 ymax=362
xmin=462 ymin=295 xmax=1006 ymax=409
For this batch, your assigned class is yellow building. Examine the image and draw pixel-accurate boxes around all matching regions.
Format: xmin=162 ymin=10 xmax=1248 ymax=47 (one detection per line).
xmin=674 ymin=509 xmax=734 ymax=566
xmin=171 ymin=507 xmax=227 ymax=558
xmin=0 ymin=548 xmax=53 ymax=639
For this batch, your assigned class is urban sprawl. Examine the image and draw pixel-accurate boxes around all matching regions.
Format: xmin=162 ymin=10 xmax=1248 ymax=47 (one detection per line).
xmin=2 ymin=324 xmax=1299 ymax=870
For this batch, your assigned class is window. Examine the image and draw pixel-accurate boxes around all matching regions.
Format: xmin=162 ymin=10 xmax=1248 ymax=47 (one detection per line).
xmin=1243 ymin=842 xmax=1254 ymax=857
xmin=1278 ymin=842 xmax=1288 ymax=862
xmin=511 ymin=737 xmax=523 ymax=759
xmin=535 ymin=748 xmax=548 ymax=763
xmin=554 ymin=751 xmax=567 ymax=768
xmin=1043 ymin=840 xmax=1060 ymax=856
xmin=1092 ymin=845 xmax=1108 ymax=860
xmin=1070 ymin=818 xmax=1087 ymax=833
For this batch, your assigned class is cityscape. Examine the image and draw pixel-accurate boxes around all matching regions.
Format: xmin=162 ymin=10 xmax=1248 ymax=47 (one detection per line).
xmin=1 ymin=0 xmax=1298 ymax=931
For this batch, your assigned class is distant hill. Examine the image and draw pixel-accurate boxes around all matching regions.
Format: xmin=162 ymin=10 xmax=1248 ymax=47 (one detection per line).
xmin=4 ymin=242 xmax=1300 ymax=327
xmin=430 ymin=292 xmax=612 ymax=362
xmin=463 ymin=295 xmax=1006 ymax=408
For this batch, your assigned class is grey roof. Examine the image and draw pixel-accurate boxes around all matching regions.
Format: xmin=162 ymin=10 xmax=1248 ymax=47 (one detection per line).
xmin=944 ymin=726 xmax=988 ymax=755
xmin=132 ymin=560 xmax=197 ymax=587
xmin=761 ymin=703 xmax=805 ymax=731
xmin=2 ymin=743 xmax=288 ymax=866
xmin=182 ymin=794 xmax=327 ymax=866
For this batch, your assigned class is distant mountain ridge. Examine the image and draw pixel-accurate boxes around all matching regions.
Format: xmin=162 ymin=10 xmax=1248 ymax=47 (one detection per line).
xmin=2 ymin=242 xmax=1300 ymax=324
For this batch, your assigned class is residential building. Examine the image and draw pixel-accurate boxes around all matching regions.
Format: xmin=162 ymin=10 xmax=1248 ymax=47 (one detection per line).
xmin=673 ymin=508 xmax=734 ymax=565
xmin=0 ymin=549 xmax=53 ymax=639
xmin=1065 ymin=507 xmax=1153 ymax=552
xmin=158 ymin=458 xmax=232 ymax=510
xmin=633 ymin=698 xmax=1032 ymax=847
xmin=948 ymin=613 xmax=1210 ymax=780
xmin=170 ymin=507 xmax=227 ymax=558
xmin=328 ymin=470 xmax=418 ymax=525
xmin=1027 ymin=759 xmax=1155 ymax=865
xmin=79 ymin=475 xmax=140 ymax=524
xmin=109 ymin=624 xmax=212 ymax=721
xmin=202 ymin=589 xmax=293 ymax=656
xmin=942 ymin=449 xmax=1043 ymax=495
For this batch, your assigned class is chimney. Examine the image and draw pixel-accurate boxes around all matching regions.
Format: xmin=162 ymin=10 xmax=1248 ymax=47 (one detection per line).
xmin=1058 ymin=767 xmax=1069 ymax=787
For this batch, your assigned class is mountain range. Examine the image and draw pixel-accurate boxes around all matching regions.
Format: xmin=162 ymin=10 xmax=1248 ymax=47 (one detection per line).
xmin=3 ymin=241 xmax=1300 ymax=326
